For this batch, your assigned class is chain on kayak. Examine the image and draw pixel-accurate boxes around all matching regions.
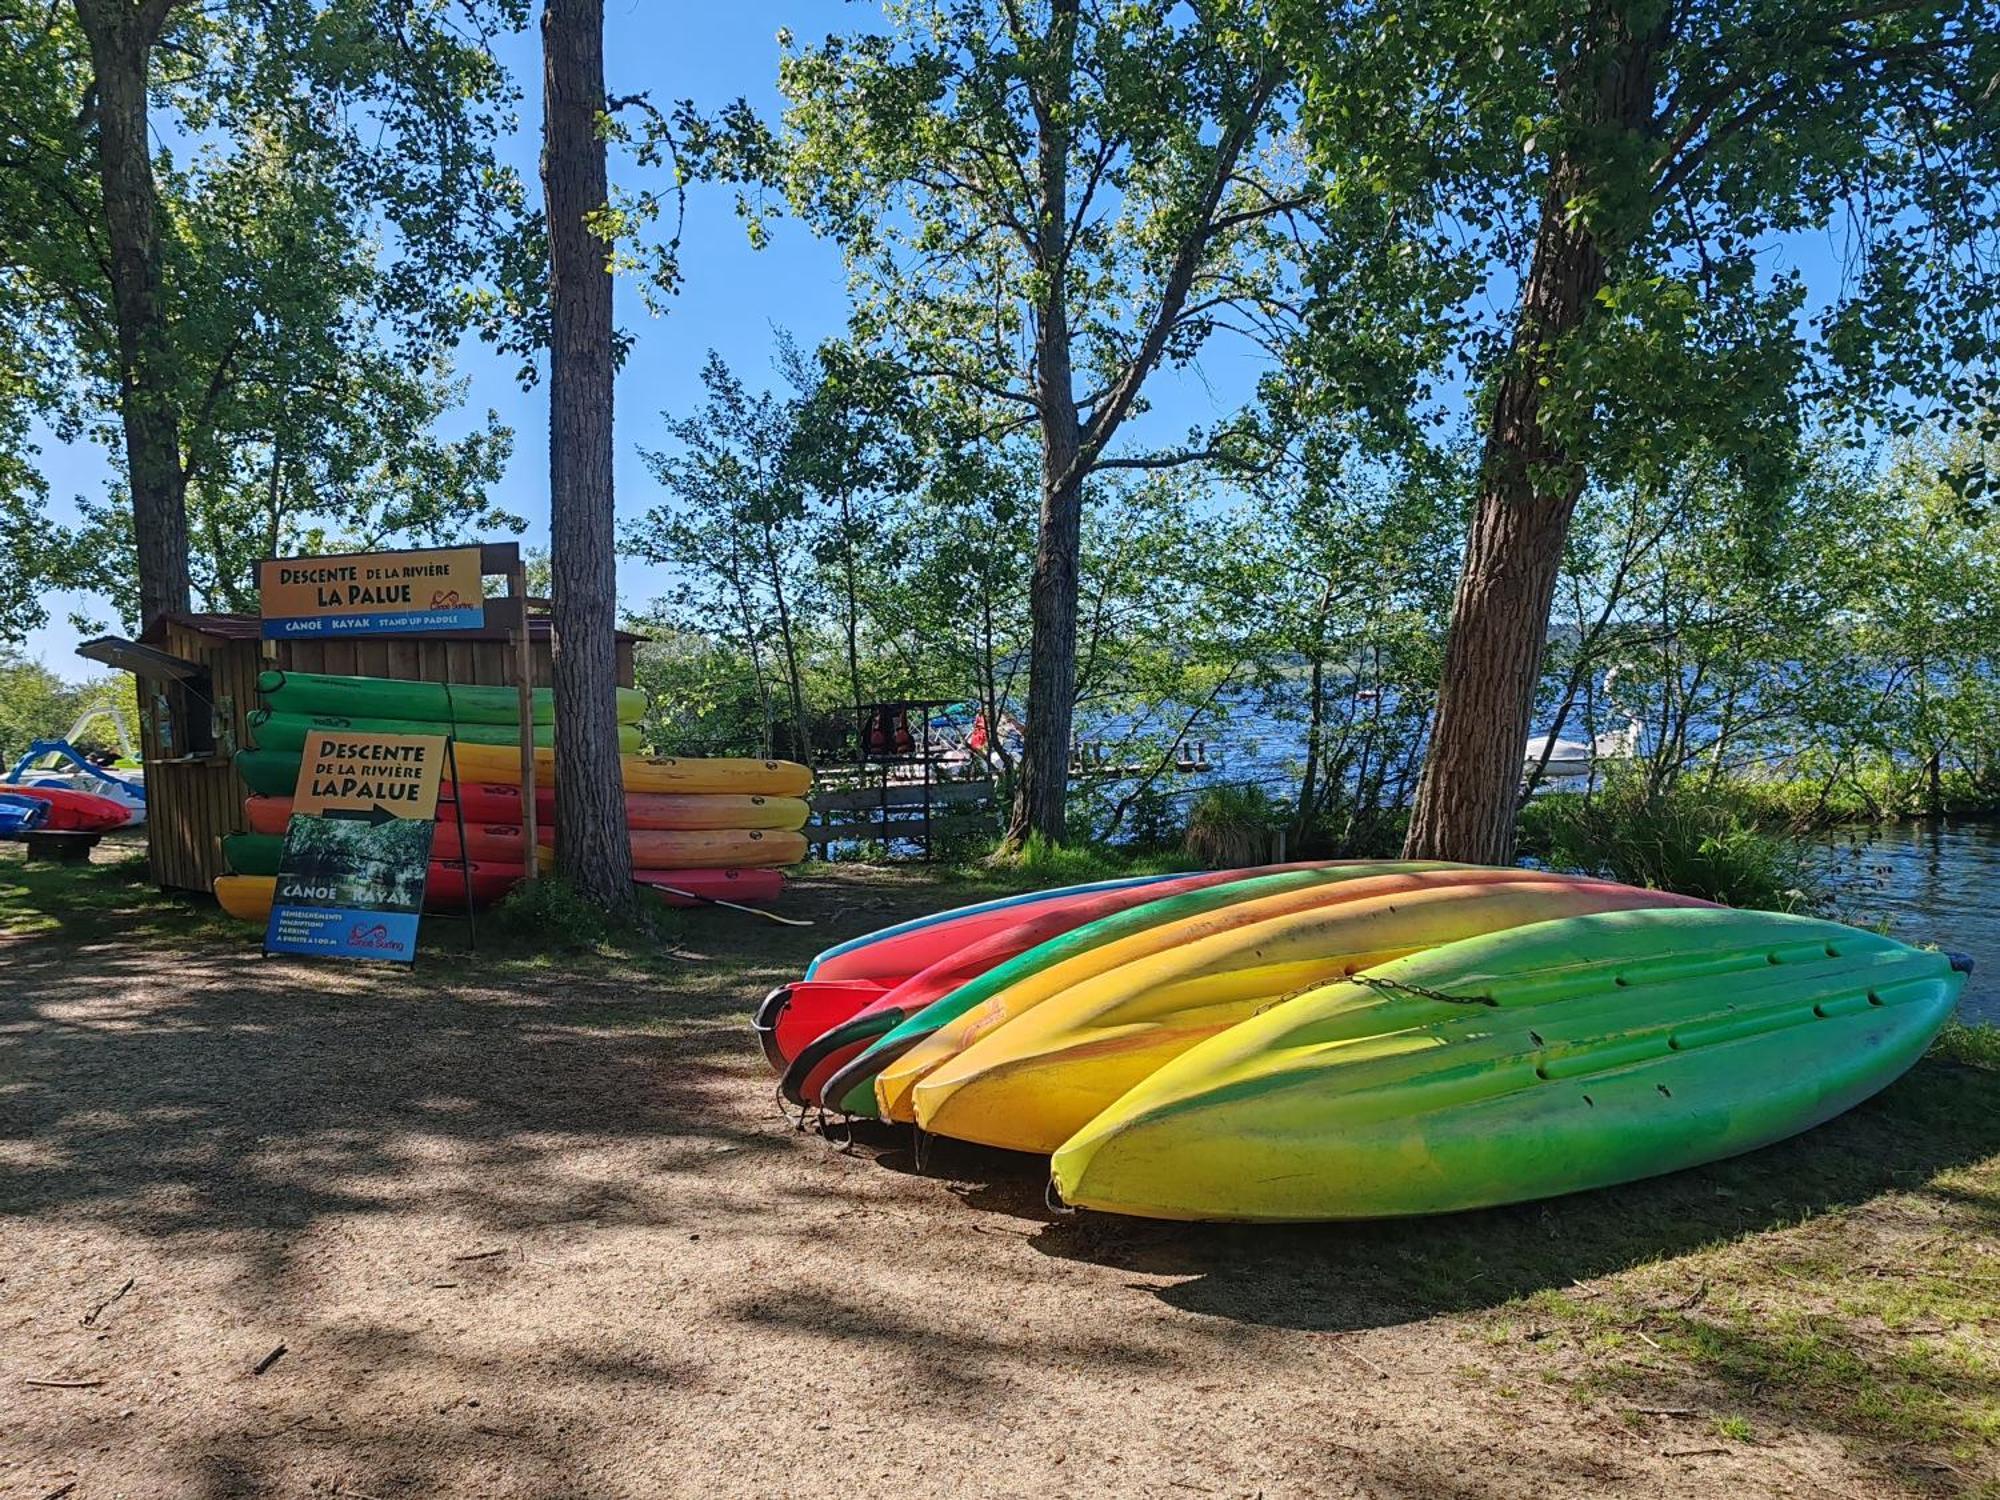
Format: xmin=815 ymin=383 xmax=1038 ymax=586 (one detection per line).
xmin=1350 ymin=973 xmax=1499 ymax=1007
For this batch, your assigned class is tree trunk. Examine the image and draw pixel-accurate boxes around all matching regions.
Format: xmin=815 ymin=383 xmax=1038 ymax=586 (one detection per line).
xmin=1004 ymin=0 xmax=1082 ymax=851
xmin=1403 ymin=5 xmax=1662 ymax=864
xmin=74 ymin=0 xmax=189 ymax=633
xmin=541 ymin=0 xmax=633 ymax=908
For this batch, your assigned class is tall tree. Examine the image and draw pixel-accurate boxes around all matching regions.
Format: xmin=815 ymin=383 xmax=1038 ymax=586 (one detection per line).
xmin=70 ymin=0 xmax=187 ymax=630
xmin=542 ymin=0 xmax=633 ymax=908
xmin=771 ymin=0 xmax=1461 ymax=847
xmin=1295 ymin=0 xmax=2000 ymax=862
xmin=2 ymin=1 xmax=532 ymax=637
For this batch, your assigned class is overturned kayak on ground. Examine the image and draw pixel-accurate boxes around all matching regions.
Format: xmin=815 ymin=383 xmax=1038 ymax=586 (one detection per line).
xmin=1050 ymin=907 xmax=1967 ymax=1221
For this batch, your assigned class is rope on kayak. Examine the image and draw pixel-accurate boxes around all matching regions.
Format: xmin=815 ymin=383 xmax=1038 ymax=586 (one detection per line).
xmin=1044 ymin=1178 xmax=1075 ymax=1217
xmin=912 ymin=1124 xmax=934 ymax=1174
xmin=1350 ymin=973 xmax=1498 ymax=1008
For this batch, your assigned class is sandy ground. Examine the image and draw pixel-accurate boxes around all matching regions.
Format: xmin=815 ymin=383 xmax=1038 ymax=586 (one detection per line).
xmin=2 ymin=863 xmax=1993 ymax=1499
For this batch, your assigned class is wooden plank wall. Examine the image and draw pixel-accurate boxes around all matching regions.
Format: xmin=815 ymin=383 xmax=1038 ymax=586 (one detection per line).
xmin=141 ymin=624 xmax=266 ymax=892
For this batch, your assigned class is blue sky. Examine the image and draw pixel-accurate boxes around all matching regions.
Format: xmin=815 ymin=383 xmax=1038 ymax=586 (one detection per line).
xmin=20 ymin=0 xmax=1260 ymax=675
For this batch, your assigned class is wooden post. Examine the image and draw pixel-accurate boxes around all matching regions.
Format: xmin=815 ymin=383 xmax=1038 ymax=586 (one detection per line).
xmin=513 ymin=561 xmax=539 ymax=882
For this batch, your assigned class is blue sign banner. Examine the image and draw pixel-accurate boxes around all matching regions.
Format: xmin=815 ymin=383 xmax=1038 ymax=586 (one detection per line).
xmin=262 ymin=605 xmax=486 ymax=639
xmin=265 ymin=902 xmax=423 ymax=961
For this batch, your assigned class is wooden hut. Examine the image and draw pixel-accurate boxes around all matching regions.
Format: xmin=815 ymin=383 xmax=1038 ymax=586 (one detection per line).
xmin=79 ymin=613 xmax=640 ymax=893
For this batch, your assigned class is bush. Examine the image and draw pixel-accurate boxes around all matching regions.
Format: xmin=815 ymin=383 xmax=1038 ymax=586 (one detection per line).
xmin=486 ymin=872 xmax=678 ymax=952
xmin=1518 ymin=781 xmax=1825 ymax=912
xmin=1182 ymin=782 xmax=1275 ymax=869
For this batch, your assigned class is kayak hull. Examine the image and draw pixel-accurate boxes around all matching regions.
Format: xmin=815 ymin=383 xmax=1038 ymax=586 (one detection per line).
xmin=1051 ymin=908 xmax=1963 ymax=1221
xmin=0 ymin=784 xmax=133 ymax=831
xmin=635 ymin=868 xmax=786 ymax=907
xmin=247 ymin=788 xmax=806 ymax=832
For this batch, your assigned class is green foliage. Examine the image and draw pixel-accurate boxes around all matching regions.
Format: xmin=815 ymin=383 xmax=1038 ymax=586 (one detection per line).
xmin=486 ymin=873 xmax=684 ymax=955
xmin=0 ymin=1 xmax=532 ymax=636
xmin=975 ymin=831 xmax=1181 ymax=884
xmin=1519 ymin=781 xmax=1826 ymax=913
xmin=0 ymin=652 xmax=135 ymax=761
xmin=1182 ymin=783 xmax=1276 ymax=869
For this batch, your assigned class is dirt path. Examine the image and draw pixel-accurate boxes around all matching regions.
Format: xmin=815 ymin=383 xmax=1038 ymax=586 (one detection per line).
xmin=2 ymin=861 xmax=1994 ymax=1498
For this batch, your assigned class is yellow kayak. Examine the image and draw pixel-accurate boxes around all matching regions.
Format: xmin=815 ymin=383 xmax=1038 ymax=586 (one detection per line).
xmin=450 ymin=740 xmax=813 ymax=797
xmin=215 ymin=874 xmax=276 ymax=922
xmin=911 ymin=875 xmax=1710 ymax=1153
xmin=537 ymin=827 xmax=808 ymax=870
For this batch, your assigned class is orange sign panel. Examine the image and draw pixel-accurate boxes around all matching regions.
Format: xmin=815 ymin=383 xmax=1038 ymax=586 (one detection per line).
xmin=259 ymin=546 xmax=485 ymax=637
xmin=292 ymin=732 xmax=447 ymax=820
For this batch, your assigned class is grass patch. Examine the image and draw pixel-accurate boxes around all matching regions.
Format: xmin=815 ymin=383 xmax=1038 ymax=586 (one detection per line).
xmin=1934 ymin=1021 xmax=2000 ymax=1072
xmin=960 ymin=831 xmax=1185 ymax=884
xmin=0 ymin=838 xmax=239 ymax=946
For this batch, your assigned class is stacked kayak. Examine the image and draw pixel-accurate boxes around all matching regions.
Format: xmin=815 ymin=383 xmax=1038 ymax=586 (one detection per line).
xmin=762 ymin=869 xmax=1967 ymax=1220
xmin=216 ymin=670 xmax=812 ymax=918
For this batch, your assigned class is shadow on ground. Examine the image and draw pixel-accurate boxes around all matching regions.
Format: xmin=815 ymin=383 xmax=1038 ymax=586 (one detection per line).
xmin=828 ymin=1057 xmax=2000 ymax=1334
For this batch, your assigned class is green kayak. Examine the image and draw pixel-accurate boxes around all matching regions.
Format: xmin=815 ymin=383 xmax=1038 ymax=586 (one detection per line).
xmin=248 ymin=708 xmax=641 ymax=755
xmin=236 ymin=748 xmax=301 ymax=797
xmin=258 ymin=668 xmax=645 ymax=726
xmin=1052 ymin=906 xmax=1967 ymax=1221
xmin=222 ymin=832 xmax=283 ymax=876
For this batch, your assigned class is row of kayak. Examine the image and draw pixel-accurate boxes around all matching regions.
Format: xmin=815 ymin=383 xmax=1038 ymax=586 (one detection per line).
xmin=757 ymin=862 xmax=1966 ymax=1220
xmin=217 ymin=669 xmax=816 ymax=922
xmin=258 ymin=668 xmax=647 ymax=728
xmin=232 ymin=742 xmax=813 ymax=799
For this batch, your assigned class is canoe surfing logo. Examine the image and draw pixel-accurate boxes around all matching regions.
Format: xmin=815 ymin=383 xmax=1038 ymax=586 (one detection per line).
xmin=429 ymin=587 xmax=464 ymax=607
xmin=346 ymin=921 xmax=401 ymax=951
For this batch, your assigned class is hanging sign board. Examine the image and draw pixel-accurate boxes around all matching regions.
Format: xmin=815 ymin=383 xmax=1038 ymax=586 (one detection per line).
xmin=264 ymin=731 xmax=446 ymax=963
xmin=258 ymin=545 xmax=486 ymax=638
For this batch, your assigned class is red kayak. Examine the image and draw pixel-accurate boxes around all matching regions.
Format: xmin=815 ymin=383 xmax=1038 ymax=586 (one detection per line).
xmin=3 ymin=784 xmax=133 ymax=831
xmin=754 ymin=875 xmax=1197 ymax=1068
xmin=249 ymin=786 xmax=544 ymax=830
xmin=422 ymin=859 xmax=526 ymax=909
xmin=777 ymin=864 xmax=1337 ymax=1104
xmin=635 ymin=868 xmax=785 ymax=906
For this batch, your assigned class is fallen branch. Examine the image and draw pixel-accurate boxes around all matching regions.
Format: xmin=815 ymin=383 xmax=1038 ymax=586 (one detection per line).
xmin=451 ymin=1248 xmax=505 ymax=1262
xmin=1628 ymin=1406 xmax=1697 ymax=1416
xmin=23 ymin=1378 xmax=104 ymax=1389
xmin=80 ymin=1277 xmax=134 ymax=1328
xmin=1663 ymin=1446 xmax=1730 ymax=1458
xmin=252 ymin=1344 xmax=287 ymax=1376
xmin=1326 ymin=1338 xmax=1390 ymax=1381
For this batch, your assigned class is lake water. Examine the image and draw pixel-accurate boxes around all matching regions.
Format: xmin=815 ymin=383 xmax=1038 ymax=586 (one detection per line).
xmin=1814 ymin=819 xmax=2000 ymax=1025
